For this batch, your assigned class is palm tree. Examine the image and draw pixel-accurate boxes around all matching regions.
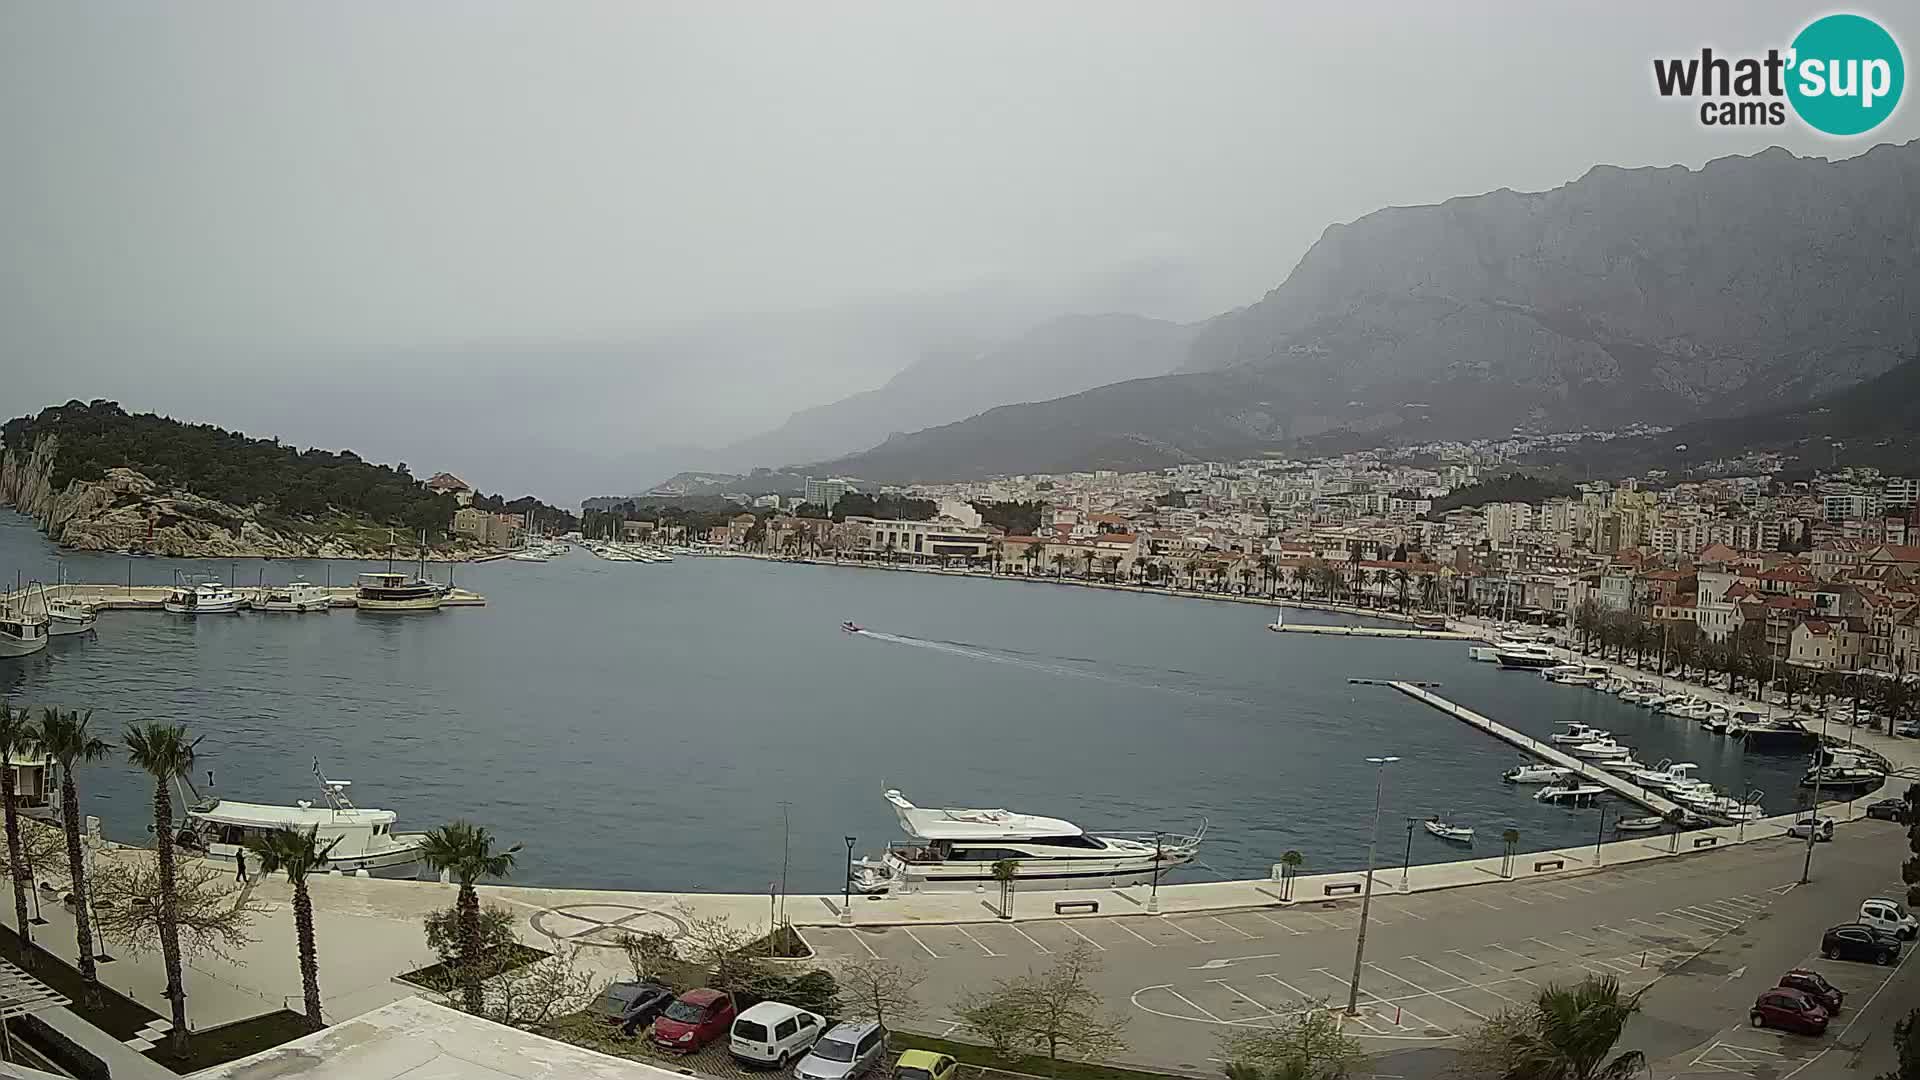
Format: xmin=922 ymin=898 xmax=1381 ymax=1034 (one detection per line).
xmin=1050 ymin=552 xmax=1069 ymax=578
xmin=1393 ymin=567 xmax=1411 ymax=612
xmin=420 ymin=821 xmax=521 ymax=1011
xmin=1278 ymin=850 xmax=1304 ymax=901
xmin=1508 ymin=975 xmax=1646 ymax=1080
xmin=1103 ymin=555 xmax=1121 ymax=580
xmin=1257 ymin=554 xmax=1275 ymax=596
xmin=990 ymin=857 xmax=1020 ymax=919
xmin=38 ymin=708 xmax=110 ymax=1000
xmin=1079 ymin=550 xmax=1095 ymax=579
xmin=247 ymin=827 xmax=341 ymax=1028
xmin=1372 ymin=567 xmax=1392 ymax=608
xmin=1418 ymin=572 xmax=1437 ymax=612
xmin=124 ymin=722 xmax=199 ymax=1053
xmin=0 ymin=702 xmax=38 ymax=963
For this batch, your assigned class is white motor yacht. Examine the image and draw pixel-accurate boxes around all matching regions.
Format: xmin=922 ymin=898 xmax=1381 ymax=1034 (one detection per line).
xmin=1540 ymin=664 xmax=1586 ymax=683
xmin=1535 ymin=782 xmax=1606 ymax=804
xmin=849 ymin=789 xmax=1204 ymax=893
xmin=257 ymin=582 xmax=333 ymax=613
xmin=1663 ymin=698 xmax=1714 ymax=721
xmin=0 ymin=611 xmax=52 ymax=657
xmin=1571 ymin=737 xmax=1633 ymax=761
xmin=1503 ymin=761 xmax=1574 ymax=784
xmin=1639 ymin=762 xmax=1703 ymax=793
xmin=179 ymin=764 xmax=427 ymax=875
xmin=1550 ymin=723 xmax=1607 ymax=746
xmin=162 ymin=580 xmax=243 ymax=614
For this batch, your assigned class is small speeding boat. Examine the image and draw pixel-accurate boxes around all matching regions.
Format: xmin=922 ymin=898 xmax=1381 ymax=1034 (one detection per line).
xmin=1424 ymin=816 xmax=1474 ymax=843
xmin=1503 ymin=762 xmax=1573 ymax=784
xmin=841 ymin=621 xmax=865 ymax=634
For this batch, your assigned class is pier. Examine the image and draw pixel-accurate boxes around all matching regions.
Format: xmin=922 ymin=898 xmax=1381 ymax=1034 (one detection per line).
xmin=1267 ymin=622 xmax=1473 ymax=639
xmin=0 ymin=581 xmax=486 ymax=610
xmin=1387 ymin=680 xmax=1683 ymax=816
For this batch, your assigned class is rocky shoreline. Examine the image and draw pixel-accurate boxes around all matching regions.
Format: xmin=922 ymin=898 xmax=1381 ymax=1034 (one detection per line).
xmin=0 ymin=436 xmax=489 ymax=561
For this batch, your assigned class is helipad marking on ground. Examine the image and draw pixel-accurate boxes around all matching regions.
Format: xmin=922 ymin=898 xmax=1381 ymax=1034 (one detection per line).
xmin=955 ymin=925 xmax=1000 ymax=957
xmin=1207 ymin=978 xmax=1288 ymax=1019
xmin=902 ymin=928 xmax=941 ymax=959
xmin=1061 ymin=923 xmax=1106 ymax=951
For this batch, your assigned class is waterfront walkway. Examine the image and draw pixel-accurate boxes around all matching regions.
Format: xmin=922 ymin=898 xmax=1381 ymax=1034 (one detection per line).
xmin=0 ymin=581 xmax=486 ymax=609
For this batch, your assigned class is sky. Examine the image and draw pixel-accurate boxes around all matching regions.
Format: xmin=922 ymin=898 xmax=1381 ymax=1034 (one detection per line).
xmin=3 ymin=2 xmax=1916 ymax=504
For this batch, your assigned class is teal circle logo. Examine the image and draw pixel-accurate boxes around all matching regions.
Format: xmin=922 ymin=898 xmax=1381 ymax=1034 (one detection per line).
xmin=1787 ymin=14 xmax=1904 ymax=135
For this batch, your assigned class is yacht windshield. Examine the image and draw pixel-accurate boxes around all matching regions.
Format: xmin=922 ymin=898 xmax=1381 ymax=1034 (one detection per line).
xmin=811 ymin=1039 xmax=857 ymax=1062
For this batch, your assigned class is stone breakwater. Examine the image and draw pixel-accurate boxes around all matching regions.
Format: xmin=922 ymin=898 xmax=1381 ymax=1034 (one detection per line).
xmin=0 ymin=436 xmax=481 ymax=560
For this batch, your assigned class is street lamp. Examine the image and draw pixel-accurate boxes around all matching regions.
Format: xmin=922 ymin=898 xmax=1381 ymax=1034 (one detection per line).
xmin=1149 ymin=830 xmax=1165 ymax=914
xmin=1801 ymin=712 xmax=1831 ymax=885
xmin=842 ymin=837 xmax=857 ymax=926
xmin=1401 ymin=818 xmax=1416 ymax=891
xmin=1348 ymin=755 xmax=1399 ymax=1017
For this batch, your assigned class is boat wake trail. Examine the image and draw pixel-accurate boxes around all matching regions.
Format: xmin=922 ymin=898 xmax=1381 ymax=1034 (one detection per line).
xmin=856 ymin=630 xmax=1243 ymax=705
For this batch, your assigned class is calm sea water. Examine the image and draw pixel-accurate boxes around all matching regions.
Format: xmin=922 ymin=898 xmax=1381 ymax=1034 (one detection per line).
xmin=0 ymin=510 xmax=1811 ymax=893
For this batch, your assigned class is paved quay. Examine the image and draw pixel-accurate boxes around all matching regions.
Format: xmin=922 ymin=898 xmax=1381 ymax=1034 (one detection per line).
xmin=0 ymin=580 xmax=487 ymax=609
xmin=1266 ymin=624 xmax=1472 ymax=640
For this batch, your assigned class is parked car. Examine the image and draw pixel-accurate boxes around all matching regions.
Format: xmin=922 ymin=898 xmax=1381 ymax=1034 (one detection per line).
xmin=1777 ymin=969 xmax=1844 ymax=1012
xmin=729 ymin=1001 xmax=825 ymax=1067
xmin=1750 ymin=987 xmax=1830 ymax=1035
xmin=591 ymin=981 xmax=675 ymax=1033
xmin=1899 ymin=722 xmax=1920 ymax=738
xmin=1822 ymin=923 xmax=1902 ymax=965
xmin=893 ymin=1050 xmax=961 ymax=1080
xmin=1859 ymin=898 xmax=1919 ymax=940
xmin=794 ymin=1020 xmax=888 ymax=1080
xmin=650 ymin=989 xmax=737 ymax=1053
xmin=1867 ymin=798 xmax=1910 ymax=822
xmin=1788 ymin=816 xmax=1835 ymax=841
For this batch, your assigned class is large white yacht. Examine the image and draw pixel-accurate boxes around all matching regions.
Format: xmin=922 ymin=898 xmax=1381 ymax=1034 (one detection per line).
xmin=850 ymin=789 xmax=1204 ymax=893
xmin=1494 ymin=643 xmax=1559 ymax=669
xmin=178 ymin=765 xmax=426 ymax=875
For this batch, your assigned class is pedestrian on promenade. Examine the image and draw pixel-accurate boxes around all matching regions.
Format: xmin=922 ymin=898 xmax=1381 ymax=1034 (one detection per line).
xmin=235 ymin=847 xmax=248 ymax=883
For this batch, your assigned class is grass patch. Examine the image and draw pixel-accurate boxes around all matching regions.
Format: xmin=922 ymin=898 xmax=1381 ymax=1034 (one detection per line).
xmin=0 ymin=918 xmax=160 ymax=1040
xmin=395 ymin=942 xmax=552 ymax=991
xmin=743 ymin=924 xmax=812 ymax=959
xmin=146 ymin=1009 xmax=316 ymax=1072
xmin=891 ymin=1031 xmax=1181 ymax=1080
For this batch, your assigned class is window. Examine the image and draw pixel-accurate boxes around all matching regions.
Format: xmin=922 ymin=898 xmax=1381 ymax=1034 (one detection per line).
xmin=857 ymin=1029 xmax=883 ymax=1055
xmin=799 ymin=1014 xmax=817 ymax=1028
xmin=812 ymin=1038 xmax=857 ymax=1062
xmin=774 ymin=1017 xmax=798 ymax=1040
xmin=1031 ymin=834 xmax=1104 ymax=849
xmin=734 ymin=1019 xmax=769 ymax=1041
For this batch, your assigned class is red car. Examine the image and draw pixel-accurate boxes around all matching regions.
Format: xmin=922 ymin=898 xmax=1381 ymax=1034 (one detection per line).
xmin=1750 ymin=987 xmax=1830 ymax=1035
xmin=650 ymin=989 xmax=737 ymax=1052
xmin=1778 ymin=969 xmax=1844 ymax=1012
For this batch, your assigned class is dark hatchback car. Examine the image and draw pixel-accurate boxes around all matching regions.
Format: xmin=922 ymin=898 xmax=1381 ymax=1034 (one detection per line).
xmin=1750 ymin=987 xmax=1829 ymax=1035
xmin=1867 ymin=798 xmax=1909 ymax=822
xmin=592 ymin=981 xmax=675 ymax=1034
xmin=1778 ymin=969 xmax=1844 ymax=1011
xmin=1822 ymin=923 xmax=1902 ymax=965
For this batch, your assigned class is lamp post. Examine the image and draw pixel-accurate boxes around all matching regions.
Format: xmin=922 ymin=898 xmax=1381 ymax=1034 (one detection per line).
xmin=1401 ymin=818 xmax=1416 ymax=891
xmin=1149 ymin=831 xmax=1165 ymax=914
xmin=842 ymin=837 xmax=856 ymax=926
xmin=1801 ymin=712 xmax=1831 ymax=885
xmin=1347 ymin=755 xmax=1399 ymax=1017
xmin=1594 ymin=803 xmax=1609 ymax=864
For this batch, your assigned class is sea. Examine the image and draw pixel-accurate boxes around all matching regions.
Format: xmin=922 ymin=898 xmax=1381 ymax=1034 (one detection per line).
xmin=0 ymin=510 xmax=1815 ymax=894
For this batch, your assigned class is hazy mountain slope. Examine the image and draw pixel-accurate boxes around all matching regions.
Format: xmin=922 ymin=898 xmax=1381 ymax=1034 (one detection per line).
xmin=721 ymin=313 xmax=1194 ymax=468
xmin=818 ymin=142 xmax=1920 ymax=483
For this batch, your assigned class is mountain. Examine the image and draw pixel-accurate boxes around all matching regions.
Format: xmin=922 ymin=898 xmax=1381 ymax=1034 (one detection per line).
xmin=813 ymin=142 xmax=1920 ymax=484
xmin=719 ymin=313 xmax=1194 ymax=469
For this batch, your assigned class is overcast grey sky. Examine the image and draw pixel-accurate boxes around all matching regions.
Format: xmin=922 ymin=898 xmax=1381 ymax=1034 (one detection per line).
xmin=3 ymin=2 xmax=1915 ymax=502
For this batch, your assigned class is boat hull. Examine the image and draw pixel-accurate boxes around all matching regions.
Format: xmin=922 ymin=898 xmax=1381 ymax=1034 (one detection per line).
xmin=0 ymin=633 xmax=50 ymax=657
xmin=854 ymin=851 xmax=1193 ymax=891
xmin=163 ymin=599 xmax=242 ymax=614
xmin=47 ymin=614 xmax=97 ymax=636
xmin=355 ymin=595 xmax=444 ymax=612
xmin=202 ymin=839 xmax=426 ymax=876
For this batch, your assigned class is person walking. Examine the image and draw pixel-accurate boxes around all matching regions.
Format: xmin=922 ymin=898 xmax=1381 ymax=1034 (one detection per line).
xmin=234 ymin=846 xmax=248 ymax=884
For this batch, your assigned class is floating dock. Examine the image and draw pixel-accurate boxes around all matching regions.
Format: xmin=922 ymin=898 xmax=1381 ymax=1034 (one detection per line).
xmin=0 ymin=582 xmax=485 ymax=610
xmin=1387 ymin=680 xmax=1681 ymax=816
xmin=1268 ymin=623 xmax=1472 ymax=640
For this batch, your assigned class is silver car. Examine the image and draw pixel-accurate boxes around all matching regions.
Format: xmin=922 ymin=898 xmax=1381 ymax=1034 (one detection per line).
xmin=793 ymin=1020 xmax=887 ymax=1080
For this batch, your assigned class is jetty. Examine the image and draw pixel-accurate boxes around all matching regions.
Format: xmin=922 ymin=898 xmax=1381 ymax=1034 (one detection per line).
xmin=1387 ymin=680 xmax=1682 ymax=817
xmin=0 ymin=581 xmax=486 ymax=610
xmin=1268 ymin=622 xmax=1472 ymax=640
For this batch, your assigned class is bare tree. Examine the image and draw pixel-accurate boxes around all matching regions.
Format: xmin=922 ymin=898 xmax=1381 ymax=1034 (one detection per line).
xmin=1219 ymin=999 xmax=1364 ymax=1080
xmin=837 ymin=954 xmax=923 ymax=1038
xmin=614 ymin=929 xmax=682 ymax=984
xmin=957 ymin=943 xmax=1128 ymax=1076
xmin=9 ymin=819 xmax=68 ymax=882
xmin=89 ymin=853 xmax=264 ymax=964
xmin=477 ymin=947 xmax=601 ymax=1029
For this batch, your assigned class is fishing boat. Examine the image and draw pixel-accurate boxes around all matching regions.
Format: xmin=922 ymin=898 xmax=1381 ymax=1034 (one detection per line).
xmin=1535 ymin=782 xmax=1606 ymax=805
xmin=257 ymin=582 xmax=333 ymax=613
xmin=177 ymin=762 xmax=427 ymax=875
xmin=1423 ymin=815 xmax=1475 ymax=843
xmin=45 ymin=597 xmax=98 ymax=636
xmin=162 ymin=578 xmax=243 ymax=614
xmin=1801 ymin=750 xmax=1887 ymax=791
xmin=354 ymin=572 xmax=446 ymax=612
xmin=848 ymin=789 xmax=1204 ymax=892
xmin=1502 ymin=761 xmax=1573 ymax=784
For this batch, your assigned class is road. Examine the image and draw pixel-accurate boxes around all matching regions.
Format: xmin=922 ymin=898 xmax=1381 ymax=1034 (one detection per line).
xmin=803 ymin=821 xmax=1913 ymax=1077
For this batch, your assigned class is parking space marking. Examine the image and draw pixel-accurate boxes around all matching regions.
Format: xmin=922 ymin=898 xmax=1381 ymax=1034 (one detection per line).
xmin=1463 ymin=895 xmax=1503 ymax=911
xmin=841 ymin=928 xmax=880 ymax=960
xmin=1669 ymin=907 xmax=1739 ymax=931
xmin=1379 ymin=901 xmax=1428 ymax=921
xmin=902 ymin=927 xmax=942 ymax=959
xmin=1109 ymin=920 xmax=1160 ymax=947
xmin=955 ymin=924 xmax=1000 ymax=957
xmin=1300 ymin=908 xmax=1351 ymax=931
xmin=1062 ymin=923 xmax=1107 ymax=951
xmin=1534 ymin=887 xmax=1572 ymax=901
xmin=1257 ymin=975 xmax=1387 ymax=1035
xmin=1448 ymin=949 xmax=1498 ymax=972
xmin=1251 ymin=911 xmax=1307 ymax=935
xmin=1210 ymin=916 xmax=1259 ymax=940
xmin=1162 ymin=986 xmax=1226 ymax=1023
xmin=1486 ymin=942 xmax=1536 ymax=965
xmin=1524 ymin=937 xmax=1606 ymax=974
xmin=1166 ymin=919 xmax=1214 ymax=945
xmin=1367 ymin=962 xmax=1490 ymax=1021
xmin=1313 ymin=968 xmax=1437 ymax=1032
xmin=1207 ymin=978 xmax=1289 ymax=1019
xmin=1562 ymin=882 xmax=1597 ymax=894
xmin=1561 ymin=930 xmax=1597 ymax=945
xmin=1007 ymin=924 xmax=1051 ymax=954
xmin=1404 ymin=957 xmax=1529 ymax=1007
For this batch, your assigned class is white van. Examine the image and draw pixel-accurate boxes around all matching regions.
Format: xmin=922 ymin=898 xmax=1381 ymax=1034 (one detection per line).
xmin=730 ymin=1001 xmax=825 ymax=1067
xmin=1859 ymin=897 xmax=1918 ymax=940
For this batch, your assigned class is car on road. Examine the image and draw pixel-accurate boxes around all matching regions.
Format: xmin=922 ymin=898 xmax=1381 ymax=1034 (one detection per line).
xmin=1822 ymin=923 xmax=1902 ymax=965
xmin=1859 ymin=898 xmax=1919 ymax=940
xmin=591 ymin=981 xmax=675 ymax=1033
xmin=794 ymin=1020 xmax=888 ymax=1080
xmin=1750 ymin=987 xmax=1830 ymax=1035
xmin=650 ymin=989 xmax=737 ymax=1053
xmin=894 ymin=1050 xmax=960 ymax=1080
xmin=1778 ymin=968 xmax=1844 ymax=1011
xmin=1787 ymin=816 xmax=1835 ymax=841
xmin=1867 ymin=798 xmax=1910 ymax=822
xmin=729 ymin=1001 xmax=825 ymax=1067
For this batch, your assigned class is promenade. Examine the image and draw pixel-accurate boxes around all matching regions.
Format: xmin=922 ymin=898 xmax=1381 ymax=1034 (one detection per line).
xmin=0 ymin=580 xmax=487 ymax=609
